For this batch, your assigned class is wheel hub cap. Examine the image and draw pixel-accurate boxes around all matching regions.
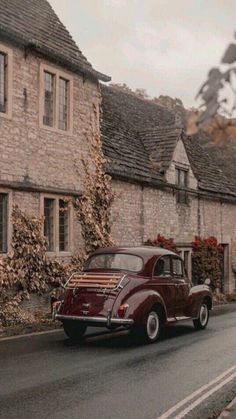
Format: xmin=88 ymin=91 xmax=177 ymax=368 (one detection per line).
xmin=147 ymin=312 xmax=159 ymax=340
xmin=200 ymin=304 xmax=208 ymax=326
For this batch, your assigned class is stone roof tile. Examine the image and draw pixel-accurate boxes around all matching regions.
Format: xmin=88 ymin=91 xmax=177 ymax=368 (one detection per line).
xmin=101 ymin=85 xmax=236 ymax=198
xmin=101 ymin=85 xmax=175 ymax=185
xmin=0 ymin=0 xmax=110 ymax=81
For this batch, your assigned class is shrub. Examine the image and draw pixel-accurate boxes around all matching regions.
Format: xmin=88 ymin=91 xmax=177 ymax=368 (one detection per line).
xmin=191 ymin=236 xmax=223 ymax=289
xmin=144 ymin=234 xmax=178 ymax=253
xmin=0 ymin=206 xmax=84 ymax=327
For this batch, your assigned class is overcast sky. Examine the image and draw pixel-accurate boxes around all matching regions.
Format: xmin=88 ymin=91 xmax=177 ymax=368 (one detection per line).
xmin=49 ymin=0 xmax=235 ymax=108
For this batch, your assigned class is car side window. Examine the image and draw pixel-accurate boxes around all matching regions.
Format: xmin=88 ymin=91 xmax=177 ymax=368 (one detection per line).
xmin=172 ymin=257 xmax=184 ymax=278
xmin=154 ymin=256 xmax=171 ymax=277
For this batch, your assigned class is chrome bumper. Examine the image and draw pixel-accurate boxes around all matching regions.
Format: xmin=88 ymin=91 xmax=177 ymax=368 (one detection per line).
xmin=55 ymin=314 xmax=134 ymax=327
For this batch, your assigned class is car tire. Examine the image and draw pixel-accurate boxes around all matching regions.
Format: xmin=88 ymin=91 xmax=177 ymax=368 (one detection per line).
xmin=63 ymin=321 xmax=87 ymax=341
xmin=193 ymin=302 xmax=209 ymax=330
xmin=131 ymin=309 xmax=162 ymax=344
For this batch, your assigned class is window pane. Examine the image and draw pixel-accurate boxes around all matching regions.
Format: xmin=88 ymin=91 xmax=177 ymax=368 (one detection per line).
xmin=85 ymin=253 xmax=143 ymax=272
xmin=176 ymin=168 xmax=188 ymax=204
xmin=172 ymin=258 xmax=183 ymax=277
xmin=0 ymin=53 xmax=6 ymax=113
xmin=0 ymin=194 xmax=8 ymax=253
xmin=44 ymin=198 xmax=54 ymax=251
xmin=43 ymin=72 xmax=54 ymax=126
xmin=59 ymin=200 xmax=69 ymax=251
xmin=59 ymin=78 xmax=68 ymax=130
xmin=154 ymin=256 xmax=171 ymax=277
xmin=184 ymin=251 xmax=189 ymax=274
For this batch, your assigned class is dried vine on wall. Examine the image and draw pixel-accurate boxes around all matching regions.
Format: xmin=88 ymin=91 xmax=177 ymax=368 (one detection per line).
xmin=74 ymin=103 xmax=114 ymax=254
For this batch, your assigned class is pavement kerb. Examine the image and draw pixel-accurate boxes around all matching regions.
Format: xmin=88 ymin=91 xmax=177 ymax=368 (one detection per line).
xmin=0 ymin=301 xmax=236 ymax=341
xmin=212 ymin=302 xmax=236 ymax=315
xmin=218 ymin=396 xmax=236 ymax=418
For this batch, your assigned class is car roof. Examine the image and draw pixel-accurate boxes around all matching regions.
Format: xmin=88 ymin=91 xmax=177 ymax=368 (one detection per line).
xmin=93 ymin=246 xmax=178 ymax=258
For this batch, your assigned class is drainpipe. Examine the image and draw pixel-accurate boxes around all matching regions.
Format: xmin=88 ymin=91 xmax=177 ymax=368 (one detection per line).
xmin=140 ymin=185 xmax=144 ymax=244
xmin=197 ymin=195 xmax=201 ymax=236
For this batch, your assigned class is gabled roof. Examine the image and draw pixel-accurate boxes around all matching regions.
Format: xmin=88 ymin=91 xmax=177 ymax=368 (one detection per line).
xmin=194 ymin=131 xmax=236 ymax=192
xmin=0 ymin=0 xmax=110 ymax=82
xmin=139 ymin=126 xmax=182 ymax=171
xmin=183 ymin=136 xmax=235 ymax=196
xmin=101 ymin=85 xmax=236 ymax=198
xmin=101 ymin=85 xmax=175 ymax=186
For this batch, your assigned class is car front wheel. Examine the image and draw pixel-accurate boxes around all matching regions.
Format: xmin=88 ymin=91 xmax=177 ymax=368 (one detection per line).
xmin=63 ymin=321 xmax=87 ymax=341
xmin=193 ymin=302 xmax=209 ymax=330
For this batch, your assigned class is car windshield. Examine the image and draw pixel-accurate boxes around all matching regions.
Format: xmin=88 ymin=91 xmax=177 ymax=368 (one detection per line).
xmin=85 ymin=253 xmax=144 ymax=272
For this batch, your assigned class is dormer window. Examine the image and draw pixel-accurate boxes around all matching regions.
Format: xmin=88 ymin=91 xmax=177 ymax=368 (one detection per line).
xmin=176 ymin=167 xmax=188 ymax=204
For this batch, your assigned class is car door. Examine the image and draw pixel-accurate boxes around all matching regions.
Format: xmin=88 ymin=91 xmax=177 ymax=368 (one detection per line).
xmin=152 ymin=255 xmax=176 ymax=318
xmin=171 ymin=256 xmax=191 ymax=317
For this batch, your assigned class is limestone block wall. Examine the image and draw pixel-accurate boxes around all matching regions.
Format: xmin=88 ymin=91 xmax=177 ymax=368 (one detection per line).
xmin=111 ymin=179 xmax=236 ymax=292
xmin=0 ymin=40 xmax=100 ymax=192
xmin=0 ymin=39 xmax=100 ymax=258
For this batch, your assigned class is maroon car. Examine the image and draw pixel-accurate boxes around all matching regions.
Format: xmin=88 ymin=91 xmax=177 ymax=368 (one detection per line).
xmin=53 ymin=246 xmax=212 ymax=343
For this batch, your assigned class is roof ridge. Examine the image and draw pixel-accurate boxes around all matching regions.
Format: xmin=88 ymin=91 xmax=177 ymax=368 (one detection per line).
xmin=101 ymin=84 xmax=175 ymax=113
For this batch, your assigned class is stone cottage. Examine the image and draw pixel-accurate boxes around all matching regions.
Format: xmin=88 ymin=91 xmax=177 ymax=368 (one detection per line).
xmin=0 ymin=0 xmax=110 ymax=260
xmin=101 ymin=85 xmax=236 ymax=292
xmin=0 ymin=0 xmax=236 ymax=296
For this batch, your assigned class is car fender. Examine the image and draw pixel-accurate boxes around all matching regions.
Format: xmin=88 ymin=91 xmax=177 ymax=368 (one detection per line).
xmin=124 ymin=289 xmax=167 ymax=325
xmin=187 ymin=285 xmax=212 ymax=318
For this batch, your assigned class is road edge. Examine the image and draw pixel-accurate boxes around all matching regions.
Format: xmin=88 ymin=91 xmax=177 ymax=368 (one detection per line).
xmin=0 ymin=301 xmax=235 ymax=341
xmin=218 ymin=396 xmax=236 ymax=418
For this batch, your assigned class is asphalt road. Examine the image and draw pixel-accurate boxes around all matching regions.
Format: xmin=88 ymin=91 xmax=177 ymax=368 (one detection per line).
xmin=0 ymin=305 xmax=236 ymax=419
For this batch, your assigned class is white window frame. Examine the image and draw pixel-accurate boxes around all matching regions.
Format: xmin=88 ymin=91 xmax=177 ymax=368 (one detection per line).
xmin=39 ymin=63 xmax=73 ymax=134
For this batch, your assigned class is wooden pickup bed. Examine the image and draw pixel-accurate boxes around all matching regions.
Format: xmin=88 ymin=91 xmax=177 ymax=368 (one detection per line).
xmin=65 ymin=272 xmax=124 ymax=290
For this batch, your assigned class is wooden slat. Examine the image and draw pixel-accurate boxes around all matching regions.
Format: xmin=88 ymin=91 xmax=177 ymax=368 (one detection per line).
xmin=73 ymin=275 xmax=121 ymax=279
xmin=72 ymin=277 xmax=119 ymax=281
xmin=67 ymin=284 xmax=116 ymax=289
xmin=69 ymin=279 xmax=118 ymax=284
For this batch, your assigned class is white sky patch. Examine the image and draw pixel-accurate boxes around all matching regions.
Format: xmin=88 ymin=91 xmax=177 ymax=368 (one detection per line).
xmin=49 ymin=0 xmax=236 ymax=108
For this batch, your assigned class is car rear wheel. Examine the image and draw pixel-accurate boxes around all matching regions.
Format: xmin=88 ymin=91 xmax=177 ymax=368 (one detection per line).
xmin=131 ymin=309 xmax=161 ymax=343
xmin=146 ymin=310 xmax=161 ymax=342
xmin=193 ymin=302 xmax=209 ymax=330
xmin=63 ymin=321 xmax=87 ymax=341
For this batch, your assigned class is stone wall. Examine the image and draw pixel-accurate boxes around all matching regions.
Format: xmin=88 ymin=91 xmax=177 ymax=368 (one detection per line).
xmin=0 ymin=40 xmax=100 ymax=192
xmin=0 ymin=39 xmax=100 ymax=258
xmin=111 ymin=178 xmax=236 ymax=292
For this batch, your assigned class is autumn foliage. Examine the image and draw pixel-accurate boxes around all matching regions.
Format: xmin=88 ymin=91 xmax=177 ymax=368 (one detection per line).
xmin=74 ymin=104 xmax=114 ymax=254
xmin=0 ymin=206 xmax=84 ymax=327
xmin=191 ymin=236 xmax=223 ymax=289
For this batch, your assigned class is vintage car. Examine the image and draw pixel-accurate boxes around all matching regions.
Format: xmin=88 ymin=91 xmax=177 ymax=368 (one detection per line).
xmin=53 ymin=246 xmax=212 ymax=343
